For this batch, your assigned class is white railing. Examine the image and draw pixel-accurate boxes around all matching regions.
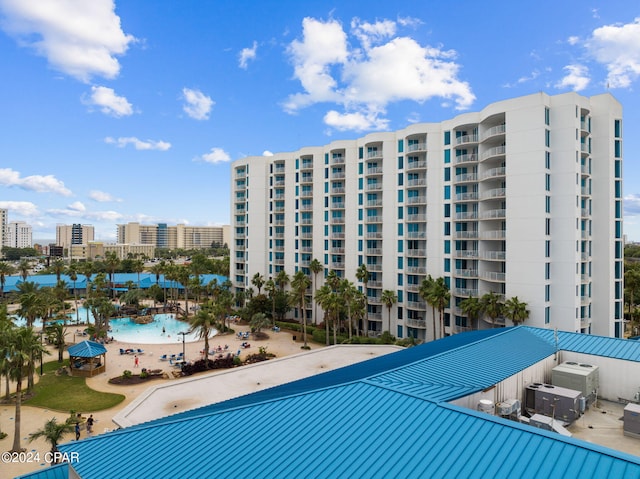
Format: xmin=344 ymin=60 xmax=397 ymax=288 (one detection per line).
xmin=482 ymin=251 xmax=506 ymax=260
xmin=482 ymin=124 xmax=506 ymax=139
xmin=482 ymin=271 xmax=506 ymax=282
xmin=480 ymin=166 xmax=506 ymax=180
xmin=407 ymin=142 xmax=427 ymax=152
xmin=481 ymin=188 xmax=506 ymax=200
xmin=455 ymin=134 xmax=479 ymax=145
xmin=454 ymin=154 xmax=477 ymax=164
xmin=481 ymin=209 xmax=506 ymax=219
xmin=481 ymin=145 xmax=506 ymax=161
xmin=406 ymin=160 xmax=427 ymax=169
xmin=455 ymin=173 xmax=477 ymax=182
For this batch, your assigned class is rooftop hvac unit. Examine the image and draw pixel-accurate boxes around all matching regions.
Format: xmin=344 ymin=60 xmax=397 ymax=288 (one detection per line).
xmin=496 ymin=399 xmax=521 ymax=420
xmin=477 ymin=399 xmax=494 ymax=414
xmin=623 ymin=403 xmax=640 ymax=439
xmin=551 ymin=362 xmax=599 ymax=406
xmin=524 ymin=383 xmax=584 ymax=423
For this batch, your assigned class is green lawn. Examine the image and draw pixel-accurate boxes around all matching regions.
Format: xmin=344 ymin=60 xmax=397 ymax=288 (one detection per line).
xmin=24 ymin=360 xmax=125 ymax=412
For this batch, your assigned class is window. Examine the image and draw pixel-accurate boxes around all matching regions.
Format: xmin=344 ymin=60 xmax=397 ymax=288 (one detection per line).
xmin=444 ymin=131 xmax=451 ymax=145
xmin=545 ymin=240 xmax=551 ymax=258
xmin=545 ymin=174 xmax=551 ymax=192
xmin=545 ymin=151 xmax=550 ymax=169
xmin=444 ymin=167 xmax=450 ymax=181
xmin=545 ymin=262 xmax=550 ymax=280
xmin=545 ymin=196 xmax=551 ymax=213
xmin=398 ymin=173 xmax=404 ymax=186
xmin=545 ymin=129 xmax=550 ymax=147
xmin=615 ymin=119 xmax=622 ymax=138
xmin=545 ymin=107 xmax=550 ymax=126
xmin=398 ymin=140 xmax=404 ymax=153
xmin=545 ymin=218 xmax=551 ymax=236
xmin=444 ymin=185 xmax=451 ymax=200
xmin=444 ymin=149 xmax=451 ymax=164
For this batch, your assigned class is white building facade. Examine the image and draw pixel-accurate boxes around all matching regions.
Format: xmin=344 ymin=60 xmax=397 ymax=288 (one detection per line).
xmin=56 ymin=223 xmax=95 ymax=250
xmin=5 ymin=221 xmax=32 ymax=249
xmin=230 ymin=92 xmax=624 ymax=339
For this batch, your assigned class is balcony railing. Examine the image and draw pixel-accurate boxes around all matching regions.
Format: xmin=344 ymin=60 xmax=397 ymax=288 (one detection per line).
xmin=454 ymin=173 xmax=477 ymax=183
xmin=480 ymin=209 xmax=506 ymax=220
xmin=406 ymin=318 xmax=427 ymax=328
xmin=453 ymin=288 xmax=478 ymax=297
xmin=406 ymin=301 xmax=427 ymax=310
xmin=406 ymin=249 xmax=426 ymax=257
xmin=407 ymin=214 xmax=427 ymax=221
xmin=482 ymin=271 xmax=506 ymax=282
xmin=407 ymin=142 xmax=427 ymax=152
xmin=406 ymin=160 xmax=427 ymax=170
xmin=366 ymin=167 xmax=383 ymax=175
xmin=480 ymin=230 xmax=506 ymax=240
xmin=481 ymin=251 xmax=506 ymax=261
xmin=407 ymin=196 xmax=427 ymax=204
xmin=482 ymin=124 xmax=506 ymax=140
xmin=454 ymin=154 xmax=477 ymax=165
xmin=481 ymin=145 xmax=506 ymax=161
xmin=455 ymin=211 xmax=477 ymax=220
xmin=480 ymin=166 xmax=506 ymax=180
xmin=480 ymin=188 xmax=506 ymax=200
xmin=454 ymin=250 xmax=479 ymax=259
xmin=407 ymin=178 xmax=426 ymax=187
xmin=455 ymin=269 xmax=478 ymax=278
xmin=455 ymin=134 xmax=479 ymax=145
xmin=455 ymin=192 xmax=479 ymax=201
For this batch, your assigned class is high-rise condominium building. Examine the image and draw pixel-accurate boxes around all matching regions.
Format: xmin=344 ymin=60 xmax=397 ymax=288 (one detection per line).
xmin=0 ymin=209 xmax=6 ymax=254
xmin=116 ymin=222 xmax=228 ymax=250
xmin=5 ymin=221 xmax=33 ymax=248
xmin=56 ymin=224 xmax=95 ymax=249
xmin=230 ymin=92 xmax=623 ymax=339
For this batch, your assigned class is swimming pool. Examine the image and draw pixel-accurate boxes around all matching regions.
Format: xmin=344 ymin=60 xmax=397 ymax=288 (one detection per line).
xmin=12 ymin=309 xmax=213 ymax=345
xmin=109 ymin=313 xmax=208 ymax=345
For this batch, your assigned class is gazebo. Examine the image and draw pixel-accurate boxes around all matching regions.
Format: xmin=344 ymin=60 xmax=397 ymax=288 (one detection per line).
xmin=68 ymin=340 xmax=107 ymax=377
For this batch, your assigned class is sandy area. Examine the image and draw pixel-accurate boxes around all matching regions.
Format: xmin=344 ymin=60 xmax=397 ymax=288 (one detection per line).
xmin=0 ymin=317 xmax=315 ymax=478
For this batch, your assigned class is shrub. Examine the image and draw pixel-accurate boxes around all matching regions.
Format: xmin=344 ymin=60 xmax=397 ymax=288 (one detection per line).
xmin=122 ymin=370 xmax=132 ymax=379
xmin=139 ymin=370 xmax=148 ymax=379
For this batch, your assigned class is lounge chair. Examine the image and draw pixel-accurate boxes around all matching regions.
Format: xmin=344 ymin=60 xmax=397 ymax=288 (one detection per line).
xmin=169 ymin=354 xmax=176 ymax=360
xmin=159 ymin=354 xmax=168 ymax=361
xmin=136 ymin=348 xmax=144 ymax=354
xmin=119 ymin=348 xmax=126 ymax=355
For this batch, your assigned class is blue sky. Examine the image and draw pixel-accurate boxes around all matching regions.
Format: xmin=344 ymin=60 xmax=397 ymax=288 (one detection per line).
xmin=1 ymin=1 xmax=640 ymax=242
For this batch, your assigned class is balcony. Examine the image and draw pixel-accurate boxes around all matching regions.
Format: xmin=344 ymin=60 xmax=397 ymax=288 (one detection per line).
xmin=482 ymin=124 xmax=506 ymax=140
xmin=406 ymin=231 xmax=426 ymax=239
xmin=366 ymin=215 xmax=382 ymax=223
xmin=331 ymin=262 xmax=345 ymax=269
xmin=406 ymin=318 xmax=427 ymax=328
xmin=331 ymin=187 xmax=345 ymax=194
xmin=331 ymin=232 xmax=346 ymax=239
xmin=480 ymin=188 xmax=506 ymax=200
xmin=407 ymin=214 xmax=427 ymax=222
xmin=480 ymin=166 xmax=506 ymax=180
xmin=455 ymin=211 xmax=477 ymax=220
xmin=455 ymin=134 xmax=479 ymax=145
xmin=407 ymin=178 xmax=426 ymax=187
xmin=300 ymin=204 xmax=313 ymax=211
xmin=455 ymin=192 xmax=479 ymax=202
xmin=454 ymin=231 xmax=479 ymax=239
xmin=235 ymin=171 xmax=246 ymax=178
xmin=453 ymin=288 xmax=478 ymax=297
xmin=366 ymin=167 xmax=383 ymax=175
xmin=301 ymin=160 xmax=314 ymax=170
xmin=481 ymin=145 xmax=506 ymax=162
xmin=331 ymin=171 xmax=346 ymax=180
xmin=366 ymin=150 xmax=383 ymax=159
xmin=407 ymin=196 xmax=427 ymax=204
xmin=406 ymin=284 xmax=421 ymax=293
xmin=454 ymin=154 xmax=477 ymax=165
xmin=300 ymin=190 xmax=313 ymax=198
xmin=406 ymin=266 xmax=426 ymax=274
xmin=330 ymin=217 xmax=345 ymax=224
xmin=455 ymin=269 xmax=478 ymax=278
xmin=331 ymin=202 xmax=345 ymax=210
xmin=581 ymin=187 xmax=591 ymax=196
xmin=367 ymin=264 xmax=383 ymax=272
xmin=480 ymin=209 xmax=506 ymax=220
xmin=366 ymin=248 xmax=382 ymax=255
xmin=331 ymin=155 xmax=344 ymax=164
xmin=367 ymin=199 xmax=383 ymax=207
xmin=482 ymin=271 xmax=506 ymax=282
xmin=406 ymin=249 xmax=426 ymax=257
xmin=331 ymin=247 xmax=345 ymax=254
xmin=300 ymin=175 xmax=313 ymax=184
xmin=480 ymin=230 xmax=506 ymax=240
xmin=406 ymin=160 xmax=427 ymax=170
xmin=366 ymin=183 xmax=382 ymax=191
xmin=454 ymin=173 xmax=477 ymax=183
xmin=407 ymin=142 xmax=427 ymax=152
xmin=406 ymin=301 xmax=427 ymax=310
xmin=454 ymin=250 xmax=479 ymax=259
xmin=481 ymin=251 xmax=506 ymax=261
xmin=366 ymin=232 xmax=382 ymax=239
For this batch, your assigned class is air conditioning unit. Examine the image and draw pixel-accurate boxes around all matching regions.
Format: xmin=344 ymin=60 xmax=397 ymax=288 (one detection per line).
xmin=551 ymin=361 xmax=599 ymax=406
xmin=524 ymin=383 xmax=584 ymax=423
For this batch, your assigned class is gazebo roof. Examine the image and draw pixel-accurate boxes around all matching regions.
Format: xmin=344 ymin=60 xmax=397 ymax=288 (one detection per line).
xmin=67 ymin=340 xmax=107 ymax=358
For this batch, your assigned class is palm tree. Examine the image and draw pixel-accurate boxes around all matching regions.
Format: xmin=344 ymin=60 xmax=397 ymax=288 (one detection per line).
xmin=504 ymin=296 xmax=530 ymax=326
xmin=356 ymin=264 xmax=370 ymax=336
xmin=28 ymin=418 xmax=74 ymax=461
xmin=290 ymin=271 xmax=311 ymax=348
xmin=419 ymin=275 xmax=438 ymax=341
xmin=316 ymin=272 xmax=342 ymax=345
xmin=431 ymin=277 xmax=450 ymax=338
xmin=50 ymin=259 xmax=66 ymax=282
xmin=275 ymin=270 xmax=290 ymax=292
xmin=79 ymin=261 xmax=94 ymax=324
xmin=459 ymin=295 xmax=482 ymax=331
xmin=190 ymin=306 xmax=216 ymax=365
xmin=66 ymin=264 xmax=80 ymax=324
xmin=46 ymin=322 xmax=67 ymax=362
xmin=250 ymin=312 xmax=271 ymax=334
xmin=251 ymin=273 xmax=265 ymax=295
xmin=18 ymin=259 xmax=31 ymax=282
xmin=104 ymin=252 xmax=120 ymax=299
xmin=264 ymin=279 xmax=277 ymax=325
xmin=309 ymin=259 xmax=323 ymax=325
xmin=339 ymin=280 xmax=358 ymax=340
xmin=381 ymin=289 xmax=398 ymax=333
xmin=132 ymin=259 xmax=145 ymax=290
xmin=481 ymin=291 xmax=504 ymax=329
xmin=0 ymin=261 xmax=16 ymax=298
xmin=8 ymin=326 xmax=47 ymax=452
xmin=18 ymin=282 xmax=45 ymax=328
xmin=175 ymin=265 xmax=191 ymax=319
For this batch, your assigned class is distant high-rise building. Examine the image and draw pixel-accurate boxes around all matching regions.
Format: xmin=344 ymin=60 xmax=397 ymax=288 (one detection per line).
xmin=231 ymin=92 xmax=624 ymax=338
xmin=116 ymin=222 xmax=227 ymax=250
xmin=5 ymin=221 xmax=33 ymax=248
xmin=56 ymin=224 xmax=95 ymax=249
xmin=0 ymin=208 xmax=6 ymax=255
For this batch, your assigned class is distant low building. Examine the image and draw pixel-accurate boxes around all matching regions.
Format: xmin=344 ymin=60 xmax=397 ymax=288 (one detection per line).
xmin=70 ymin=241 xmax=156 ymax=261
xmin=116 ymin=222 xmax=228 ymax=250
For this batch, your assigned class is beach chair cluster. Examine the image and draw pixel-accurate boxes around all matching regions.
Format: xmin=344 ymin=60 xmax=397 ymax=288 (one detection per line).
xmin=240 ymin=341 xmax=251 ymax=349
xmin=159 ymin=352 xmax=184 ymax=361
xmin=236 ymin=331 xmax=250 ymax=340
xmin=120 ymin=348 xmax=144 ymax=355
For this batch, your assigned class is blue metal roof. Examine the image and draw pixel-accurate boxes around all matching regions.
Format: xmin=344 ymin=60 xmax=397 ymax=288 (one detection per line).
xmin=367 ymin=327 xmax=555 ymax=402
xmin=15 ymin=463 xmax=69 ymax=479
xmin=67 ymin=340 xmax=107 ymax=357
xmin=55 ymin=381 xmax=640 ymax=479
xmin=20 ymin=327 xmax=640 ymax=479
xmin=525 ymin=326 xmax=640 ymax=361
xmin=3 ymin=272 xmax=228 ymax=293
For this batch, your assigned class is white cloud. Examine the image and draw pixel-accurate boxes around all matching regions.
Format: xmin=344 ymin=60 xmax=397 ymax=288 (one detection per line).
xmin=0 ymin=0 xmax=135 ymax=82
xmin=567 ymin=36 xmax=580 ymax=46
xmin=324 ymin=110 xmax=389 ymax=132
xmin=182 ymin=87 xmax=214 ymax=120
xmin=585 ymin=17 xmax=640 ymax=88
xmin=46 ymin=206 xmax=123 ymax=222
xmin=89 ymin=190 xmax=122 ymax=202
xmin=67 ymin=201 xmax=86 ymax=212
xmin=624 ymin=194 xmax=640 ymax=216
xmin=239 ymin=41 xmax=257 ymax=69
xmin=85 ymin=85 xmax=133 ymax=117
xmin=263 ymin=150 xmax=274 ymax=156
xmin=0 ymin=167 xmax=72 ymax=195
xmin=195 ymin=147 xmax=231 ymax=164
xmin=284 ymin=17 xmax=475 ymax=132
xmin=105 ymin=136 xmax=171 ymax=150
xmin=556 ymin=64 xmax=590 ymax=91
xmin=0 ymin=200 xmax=39 ymax=216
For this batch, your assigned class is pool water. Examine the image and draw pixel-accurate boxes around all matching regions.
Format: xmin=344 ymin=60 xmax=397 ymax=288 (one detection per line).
xmin=12 ymin=308 xmax=213 ymax=345
xmin=109 ymin=314 xmax=206 ymax=345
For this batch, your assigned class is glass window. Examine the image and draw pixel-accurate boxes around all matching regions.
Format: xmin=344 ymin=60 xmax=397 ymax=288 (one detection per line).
xmin=398 ymin=139 xmax=404 ymax=153
xmin=444 ymin=131 xmax=451 ymax=145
